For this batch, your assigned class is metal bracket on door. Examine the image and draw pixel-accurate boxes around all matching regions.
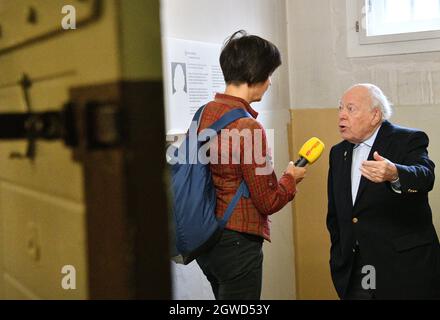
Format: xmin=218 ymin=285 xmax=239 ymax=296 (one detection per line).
xmin=0 ymin=100 xmax=122 ymax=159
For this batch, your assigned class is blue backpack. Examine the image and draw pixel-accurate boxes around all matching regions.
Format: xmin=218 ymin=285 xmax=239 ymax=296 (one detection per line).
xmin=168 ymin=105 xmax=251 ymax=265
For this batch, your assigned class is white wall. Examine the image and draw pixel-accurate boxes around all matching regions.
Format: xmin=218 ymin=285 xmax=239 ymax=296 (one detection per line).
xmin=287 ymin=0 xmax=440 ymax=108
xmin=286 ymin=0 xmax=440 ymax=232
xmin=161 ymin=0 xmax=297 ymax=299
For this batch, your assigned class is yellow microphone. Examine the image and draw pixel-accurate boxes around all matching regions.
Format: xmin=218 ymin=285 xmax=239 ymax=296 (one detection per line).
xmin=294 ymin=137 xmax=325 ymax=167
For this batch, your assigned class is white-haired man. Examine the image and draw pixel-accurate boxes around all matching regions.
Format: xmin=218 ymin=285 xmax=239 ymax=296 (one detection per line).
xmin=327 ymin=83 xmax=440 ymax=299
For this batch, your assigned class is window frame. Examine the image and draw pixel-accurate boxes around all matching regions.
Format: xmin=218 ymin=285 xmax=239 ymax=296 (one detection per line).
xmin=346 ymin=0 xmax=440 ymax=57
xmin=360 ymin=0 xmax=440 ymax=44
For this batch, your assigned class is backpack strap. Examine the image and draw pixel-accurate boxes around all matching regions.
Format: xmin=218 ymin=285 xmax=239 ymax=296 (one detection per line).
xmin=192 ymin=104 xmax=206 ymax=126
xmin=218 ymin=180 xmax=250 ymax=228
xmin=189 ymin=104 xmax=207 ymax=130
xmin=208 ymin=108 xmax=251 ymax=133
xmin=197 ymin=108 xmax=251 ymax=144
xmin=207 ymin=108 xmax=252 ymax=228
xmin=199 ymin=107 xmax=252 ymax=228
xmin=190 ymin=105 xmax=250 ymax=134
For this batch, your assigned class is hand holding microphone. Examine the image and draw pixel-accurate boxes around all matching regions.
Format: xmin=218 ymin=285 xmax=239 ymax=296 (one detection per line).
xmin=285 ymin=137 xmax=325 ymax=183
xmin=286 ymin=161 xmax=306 ymax=184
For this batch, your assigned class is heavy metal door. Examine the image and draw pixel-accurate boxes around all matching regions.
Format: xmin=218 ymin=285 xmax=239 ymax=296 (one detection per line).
xmin=0 ymin=0 xmax=170 ymax=299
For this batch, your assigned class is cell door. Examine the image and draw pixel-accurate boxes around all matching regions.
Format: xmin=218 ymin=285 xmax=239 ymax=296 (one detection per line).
xmin=0 ymin=0 xmax=170 ymax=299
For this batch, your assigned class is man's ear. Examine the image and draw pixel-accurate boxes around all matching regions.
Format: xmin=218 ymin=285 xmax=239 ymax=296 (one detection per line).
xmin=371 ymin=108 xmax=382 ymax=126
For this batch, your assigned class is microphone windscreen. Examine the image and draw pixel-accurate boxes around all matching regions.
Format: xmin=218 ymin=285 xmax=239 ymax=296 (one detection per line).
xmin=298 ymin=137 xmax=325 ymax=164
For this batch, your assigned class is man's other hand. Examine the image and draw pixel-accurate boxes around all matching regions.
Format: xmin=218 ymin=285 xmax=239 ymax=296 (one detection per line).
xmin=360 ymin=151 xmax=399 ymax=183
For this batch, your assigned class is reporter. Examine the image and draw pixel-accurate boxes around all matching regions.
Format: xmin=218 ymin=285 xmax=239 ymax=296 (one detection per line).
xmin=196 ymin=30 xmax=305 ymax=300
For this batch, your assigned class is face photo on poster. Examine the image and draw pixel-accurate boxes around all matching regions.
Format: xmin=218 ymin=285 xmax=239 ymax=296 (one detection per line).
xmin=172 ymin=62 xmax=188 ymax=95
xmin=169 ymin=61 xmax=190 ymax=134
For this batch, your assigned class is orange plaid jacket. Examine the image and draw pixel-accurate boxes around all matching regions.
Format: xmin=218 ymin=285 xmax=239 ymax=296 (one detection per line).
xmin=198 ymin=93 xmax=297 ymax=241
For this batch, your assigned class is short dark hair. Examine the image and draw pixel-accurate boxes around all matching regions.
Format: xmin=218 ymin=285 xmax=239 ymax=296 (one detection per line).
xmin=220 ymin=30 xmax=281 ymax=85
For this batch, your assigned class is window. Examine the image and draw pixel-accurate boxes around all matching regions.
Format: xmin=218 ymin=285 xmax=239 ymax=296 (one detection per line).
xmin=367 ymin=0 xmax=440 ymax=36
xmin=346 ymin=0 xmax=440 ymax=57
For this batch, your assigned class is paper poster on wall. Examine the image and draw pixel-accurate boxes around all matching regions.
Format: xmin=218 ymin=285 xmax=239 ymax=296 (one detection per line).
xmin=163 ymin=37 xmax=225 ymax=135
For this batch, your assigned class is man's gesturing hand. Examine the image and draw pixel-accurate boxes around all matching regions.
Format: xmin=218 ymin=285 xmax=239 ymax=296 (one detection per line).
xmin=360 ymin=151 xmax=399 ymax=183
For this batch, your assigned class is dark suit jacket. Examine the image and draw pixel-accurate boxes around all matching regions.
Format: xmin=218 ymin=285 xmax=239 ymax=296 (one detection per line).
xmin=327 ymin=120 xmax=440 ymax=299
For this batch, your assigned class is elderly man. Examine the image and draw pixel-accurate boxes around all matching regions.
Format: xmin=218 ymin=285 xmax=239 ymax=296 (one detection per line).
xmin=327 ymin=83 xmax=440 ymax=299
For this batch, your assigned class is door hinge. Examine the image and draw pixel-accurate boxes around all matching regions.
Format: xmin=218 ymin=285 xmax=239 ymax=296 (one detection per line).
xmin=0 ymin=101 xmax=122 ymax=160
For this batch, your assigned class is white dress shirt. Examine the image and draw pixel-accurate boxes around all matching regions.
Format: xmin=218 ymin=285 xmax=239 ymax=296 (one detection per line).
xmin=351 ymin=127 xmax=380 ymax=205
